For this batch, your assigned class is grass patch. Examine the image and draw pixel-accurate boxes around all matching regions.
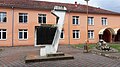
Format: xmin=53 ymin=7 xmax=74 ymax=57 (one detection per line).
xmin=73 ymin=44 xmax=96 ymax=49
xmin=73 ymin=43 xmax=120 ymax=52
xmin=109 ymin=44 xmax=120 ymax=52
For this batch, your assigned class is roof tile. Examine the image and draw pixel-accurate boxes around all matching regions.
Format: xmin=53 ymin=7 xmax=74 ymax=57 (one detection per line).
xmin=0 ymin=0 xmax=120 ymax=15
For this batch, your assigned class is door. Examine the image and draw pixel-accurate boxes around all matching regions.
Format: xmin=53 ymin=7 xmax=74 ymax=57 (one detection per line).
xmin=102 ymin=29 xmax=111 ymax=42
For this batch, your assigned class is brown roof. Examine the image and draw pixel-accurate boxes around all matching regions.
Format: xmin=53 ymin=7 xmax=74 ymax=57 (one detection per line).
xmin=0 ymin=0 xmax=120 ymax=15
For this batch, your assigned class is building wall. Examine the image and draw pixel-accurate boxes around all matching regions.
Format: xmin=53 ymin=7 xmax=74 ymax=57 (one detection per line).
xmin=13 ymin=8 xmax=56 ymax=46
xmin=0 ymin=8 xmax=13 ymax=46
xmin=0 ymin=7 xmax=120 ymax=46
xmin=60 ymin=13 xmax=120 ymax=45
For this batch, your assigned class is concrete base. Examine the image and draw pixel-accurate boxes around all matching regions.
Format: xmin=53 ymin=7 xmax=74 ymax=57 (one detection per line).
xmin=25 ymin=52 xmax=74 ymax=63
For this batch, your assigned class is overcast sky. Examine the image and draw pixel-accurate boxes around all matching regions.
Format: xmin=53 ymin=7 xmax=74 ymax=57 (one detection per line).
xmin=38 ymin=0 xmax=120 ymax=13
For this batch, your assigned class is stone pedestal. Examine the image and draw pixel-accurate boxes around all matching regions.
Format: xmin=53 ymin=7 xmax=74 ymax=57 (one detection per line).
xmin=40 ymin=46 xmax=46 ymax=56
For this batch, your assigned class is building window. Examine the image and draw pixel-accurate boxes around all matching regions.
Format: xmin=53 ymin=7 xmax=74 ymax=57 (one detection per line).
xmin=73 ymin=30 xmax=80 ymax=39
xmin=102 ymin=17 xmax=107 ymax=25
xmin=38 ymin=14 xmax=46 ymax=24
xmin=60 ymin=30 xmax=64 ymax=39
xmin=0 ymin=12 xmax=6 ymax=22
xmin=19 ymin=29 xmax=28 ymax=40
xmin=88 ymin=17 xmax=94 ymax=25
xmin=73 ymin=16 xmax=79 ymax=25
xmin=88 ymin=30 xmax=94 ymax=39
xmin=0 ymin=29 xmax=7 ymax=40
xmin=19 ymin=13 xmax=28 ymax=23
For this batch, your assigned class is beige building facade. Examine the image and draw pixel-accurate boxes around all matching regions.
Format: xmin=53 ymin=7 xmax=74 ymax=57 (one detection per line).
xmin=0 ymin=0 xmax=120 ymax=46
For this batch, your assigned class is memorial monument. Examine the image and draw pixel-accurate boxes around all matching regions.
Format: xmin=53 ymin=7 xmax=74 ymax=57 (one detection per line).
xmin=35 ymin=6 xmax=67 ymax=56
xmin=25 ymin=6 xmax=74 ymax=63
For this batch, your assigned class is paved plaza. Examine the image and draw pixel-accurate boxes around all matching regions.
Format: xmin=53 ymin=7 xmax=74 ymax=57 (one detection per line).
xmin=0 ymin=45 xmax=120 ymax=67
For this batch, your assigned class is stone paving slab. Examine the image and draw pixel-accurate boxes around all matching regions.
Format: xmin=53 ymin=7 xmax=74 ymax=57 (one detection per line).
xmin=0 ymin=45 xmax=120 ymax=67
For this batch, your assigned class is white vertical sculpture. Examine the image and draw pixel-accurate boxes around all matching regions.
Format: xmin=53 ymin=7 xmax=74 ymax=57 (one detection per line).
xmin=40 ymin=6 xmax=67 ymax=56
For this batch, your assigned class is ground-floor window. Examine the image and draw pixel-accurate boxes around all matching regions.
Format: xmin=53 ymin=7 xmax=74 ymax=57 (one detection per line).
xmin=60 ymin=30 xmax=64 ymax=39
xmin=0 ymin=29 xmax=7 ymax=40
xmin=73 ymin=30 xmax=80 ymax=39
xmin=19 ymin=29 xmax=28 ymax=40
xmin=88 ymin=30 xmax=94 ymax=39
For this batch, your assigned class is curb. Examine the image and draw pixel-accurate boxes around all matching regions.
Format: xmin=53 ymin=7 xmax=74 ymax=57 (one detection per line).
xmin=91 ymin=51 xmax=120 ymax=60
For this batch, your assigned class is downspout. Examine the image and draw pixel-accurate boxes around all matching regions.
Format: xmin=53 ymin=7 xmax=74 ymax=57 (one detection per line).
xmin=12 ymin=6 xmax=14 ymax=47
xmin=68 ymin=11 xmax=71 ymax=46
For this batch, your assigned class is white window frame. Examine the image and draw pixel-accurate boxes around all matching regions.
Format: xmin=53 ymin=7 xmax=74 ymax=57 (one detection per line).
xmin=0 ymin=29 xmax=7 ymax=40
xmin=88 ymin=17 xmax=94 ymax=25
xmin=88 ymin=30 xmax=94 ymax=39
xmin=18 ymin=29 xmax=28 ymax=40
xmin=102 ymin=17 xmax=108 ymax=25
xmin=19 ymin=13 xmax=28 ymax=23
xmin=72 ymin=16 xmax=79 ymax=25
xmin=60 ymin=30 xmax=64 ymax=39
xmin=73 ymin=30 xmax=80 ymax=39
xmin=0 ymin=12 xmax=6 ymax=22
xmin=38 ymin=14 xmax=46 ymax=24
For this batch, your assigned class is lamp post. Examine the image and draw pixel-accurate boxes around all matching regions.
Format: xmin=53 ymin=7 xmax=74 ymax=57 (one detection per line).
xmin=84 ymin=0 xmax=89 ymax=53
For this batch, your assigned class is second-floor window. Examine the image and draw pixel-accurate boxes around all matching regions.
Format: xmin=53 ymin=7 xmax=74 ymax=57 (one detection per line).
xmin=73 ymin=16 xmax=79 ymax=25
xmin=19 ymin=13 xmax=28 ymax=23
xmin=88 ymin=30 xmax=94 ymax=39
xmin=0 ymin=29 xmax=7 ymax=40
xmin=38 ymin=14 xmax=46 ymax=24
xmin=19 ymin=29 xmax=28 ymax=40
xmin=102 ymin=17 xmax=107 ymax=25
xmin=0 ymin=12 xmax=6 ymax=22
xmin=73 ymin=30 xmax=80 ymax=39
xmin=88 ymin=17 xmax=94 ymax=25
